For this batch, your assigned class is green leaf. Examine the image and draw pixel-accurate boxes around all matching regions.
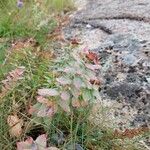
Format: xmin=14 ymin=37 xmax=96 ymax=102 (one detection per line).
xmin=82 ymin=89 xmax=93 ymax=101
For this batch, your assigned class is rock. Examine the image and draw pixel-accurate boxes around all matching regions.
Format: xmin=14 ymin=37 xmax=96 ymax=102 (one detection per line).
xmin=146 ymin=77 xmax=150 ymax=83
xmin=64 ymin=0 xmax=150 ymax=128
xmin=104 ymin=82 xmax=141 ymax=99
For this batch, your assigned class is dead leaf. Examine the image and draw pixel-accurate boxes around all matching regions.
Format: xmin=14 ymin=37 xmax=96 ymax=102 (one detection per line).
xmin=86 ymin=51 xmax=99 ymax=64
xmin=11 ymin=38 xmax=36 ymax=55
xmin=90 ymin=79 xmax=101 ymax=85
xmin=70 ymin=38 xmax=81 ymax=45
xmin=114 ymin=127 xmax=149 ymax=139
xmin=7 ymin=115 xmax=23 ymax=137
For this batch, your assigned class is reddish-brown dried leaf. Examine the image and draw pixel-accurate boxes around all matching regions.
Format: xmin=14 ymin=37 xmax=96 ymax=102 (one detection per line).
xmin=90 ymin=79 xmax=101 ymax=85
xmin=114 ymin=127 xmax=149 ymax=139
xmin=86 ymin=51 xmax=99 ymax=64
xmin=7 ymin=115 xmax=23 ymax=137
xmin=70 ymin=38 xmax=81 ymax=45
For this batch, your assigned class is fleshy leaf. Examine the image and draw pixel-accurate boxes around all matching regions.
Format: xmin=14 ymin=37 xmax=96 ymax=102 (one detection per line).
xmin=38 ymin=89 xmax=59 ymax=97
xmin=72 ymin=99 xmax=81 ymax=108
xmin=29 ymin=102 xmax=57 ymax=117
xmin=37 ymin=104 xmax=53 ymax=117
xmin=37 ymin=96 xmax=49 ymax=104
xmin=17 ymin=134 xmax=52 ymax=150
xmin=61 ymin=91 xmax=70 ymax=101
xmin=72 ymin=99 xmax=88 ymax=108
xmin=59 ymin=100 xmax=70 ymax=113
xmin=70 ymin=87 xmax=80 ymax=98
xmin=73 ymin=77 xmax=84 ymax=89
xmin=56 ymin=77 xmax=71 ymax=85
xmin=82 ymin=90 xmax=92 ymax=101
xmin=35 ymin=134 xmax=47 ymax=149
xmin=17 ymin=137 xmax=34 ymax=150
xmin=28 ymin=103 xmax=41 ymax=115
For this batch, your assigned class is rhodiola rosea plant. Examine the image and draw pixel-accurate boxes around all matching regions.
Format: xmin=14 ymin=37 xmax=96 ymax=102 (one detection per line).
xmin=29 ymin=49 xmax=101 ymax=117
xmin=15 ymin=49 xmax=102 ymax=149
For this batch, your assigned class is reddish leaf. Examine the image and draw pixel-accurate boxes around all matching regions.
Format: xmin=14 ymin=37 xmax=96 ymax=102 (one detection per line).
xmin=59 ymin=100 xmax=70 ymax=113
xmin=17 ymin=134 xmax=51 ymax=150
xmin=72 ymin=100 xmax=88 ymax=108
xmin=17 ymin=137 xmax=34 ymax=150
xmin=1 ymin=66 xmax=25 ymax=97
xmin=37 ymin=105 xmax=54 ymax=117
xmin=70 ymin=38 xmax=81 ymax=45
xmin=35 ymin=134 xmax=47 ymax=148
xmin=73 ymin=77 xmax=84 ymax=89
xmin=114 ymin=127 xmax=149 ymax=139
xmin=28 ymin=105 xmax=36 ymax=115
xmin=38 ymin=89 xmax=59 ymax=97
xmin=7 ymin=115 xmax=23 ymax=137
xmin=72 ymin=99 xmax=81 ymax=108
xmin=86 ymin=51 xmax=99 ymax=64
xmin=37 ymin=96 xmax=49 ymax=104
xmin=56 ymin=77 xmax=71 ymax=85
xmin=29 ymin=102 xmax=57 ymax=117
xmin=61 ymin=91 xmax=70 ymax=101
xmin=90 ymin=79 xmax=101 ymax=85
xmin=83 ymin=47 xmax=89 ymax=54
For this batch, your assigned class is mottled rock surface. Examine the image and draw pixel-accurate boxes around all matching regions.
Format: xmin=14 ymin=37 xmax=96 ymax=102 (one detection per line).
xmin=64 ymin=0 xmax=150 ymax=129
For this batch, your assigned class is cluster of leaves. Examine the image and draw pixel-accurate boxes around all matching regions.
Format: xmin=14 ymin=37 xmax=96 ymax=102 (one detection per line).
xmin=0 ymin=66 xmax=25 ymax=99
xmin=0 ymin=44 xmax=147 ymax=150
xmin=29 ymin=49 xmax=101 ymax=117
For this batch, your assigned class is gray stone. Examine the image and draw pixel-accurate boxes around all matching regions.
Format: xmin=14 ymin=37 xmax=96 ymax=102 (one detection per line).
xmin=64 ymin=0 xmax=150 ymax=128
